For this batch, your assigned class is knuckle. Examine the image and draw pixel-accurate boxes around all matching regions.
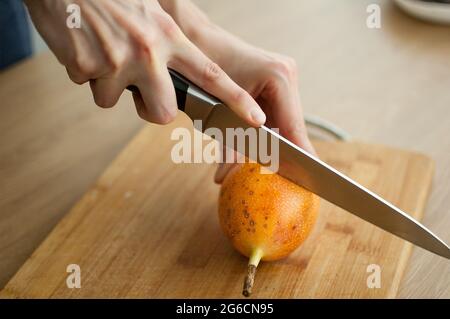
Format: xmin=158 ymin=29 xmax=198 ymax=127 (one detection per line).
xmin=273 ymin=61 xmax=291 ymax=78
xmin=94 ymin=97 xmax=114 ymax=109
xmin=154 ymin=116 xmax=172 ymax=125
xmin=141 ymin=36 xmax=156 ymax=57
xmin=156 ymin=14 xmax=181 ymax=40
xmin=134 ymin=32 xmax=157 ymax=61
xmin=270 ymin=57 xmax=297 ymax=82
xmin=283 ymin=120 xmax=306 ymax=138
xmin=155 ymin=107 xmax=177 ymax=124
xmin=202 ymin=61 xmax=222 ymax=87
xmin=107 ymin=48 xmax=128 ymax=73
xmin=137 ymin=109 xmax=148 ymax=121
xmin=132 ymin=94 xmax=147 ymax=120
xmin=231 ymin=88 xmax=248 ymax=105
xmin=138 ymin=105 xmax=177 ymax=124
xmin=285 ymin=56 xmax=298 ymax=70
xmin=262 ymin=79 xmax=281 ymax=99
xmin=144 ymin=30 xmax=159 ymax=48
xmin=72 ymin=55 xmax=97 ymax=78
xmin=92 ymin=91 xmax=115 ymax=109
xmin=67 ymin=71 xmax=88 ymax=85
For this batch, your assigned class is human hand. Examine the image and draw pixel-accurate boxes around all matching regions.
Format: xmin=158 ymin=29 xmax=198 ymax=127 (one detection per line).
xmin=157 ymin=0 xmax=315 ymax=182
xmin=25 ymin=0 xmax=266 ymax=126
xmin=213 ymin=48 xmax=316 ymax=183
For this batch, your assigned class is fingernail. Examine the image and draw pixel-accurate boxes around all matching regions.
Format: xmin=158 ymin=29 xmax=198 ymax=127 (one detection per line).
xmin=250 ymin=108 xmax=266 ymax=125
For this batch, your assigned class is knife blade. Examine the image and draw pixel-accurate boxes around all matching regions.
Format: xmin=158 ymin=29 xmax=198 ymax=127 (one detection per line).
xmin=127 ymin=69 xmax=450 ymax=259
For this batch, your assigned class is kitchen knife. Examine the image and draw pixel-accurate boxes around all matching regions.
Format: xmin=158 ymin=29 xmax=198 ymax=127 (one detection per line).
xmin=127 ymin=69 xmax=450 ymax=259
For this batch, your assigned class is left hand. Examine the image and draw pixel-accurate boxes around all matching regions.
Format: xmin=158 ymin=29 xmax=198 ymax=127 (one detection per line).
xmin=212 ymin=47 xmax=316 ymax=183
xmin=158 ymin=0 xmax=316 ymax=182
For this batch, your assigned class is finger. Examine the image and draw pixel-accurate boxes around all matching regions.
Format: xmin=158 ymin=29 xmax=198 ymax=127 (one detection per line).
xmin=292 ymin=87 xmax=317 ymax=157
xmin=170 ymin=44 xmax=266 ymax=127
xmin=134 ymin=67 xmax=178 ymax=124
xmin=101 ymin=0 xmax=178 ymax=124
xmin=101 ymin=0 xmax=152 ymax=50
xmin=80 ymin=0 xmax=127 ymax=71
xmin=65 ymin=44 xmax=104 ymax=84
xmin=132 ymin=91 xmax=148 ymax=120
xmin=65 ymin=2 xmax=111 ymax=84
xmin=66 ymin=67 xmax=90 ymax=85
xmin=89 ymin=77 xmax=125 ymax=108
xmin=290 ymin=81 xmax=317 ymax=156
xmin=263 ymin=81 xmax=316 ymax=156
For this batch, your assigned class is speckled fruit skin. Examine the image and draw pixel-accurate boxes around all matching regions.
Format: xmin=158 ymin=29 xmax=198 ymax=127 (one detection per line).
xmin=218 ymin=163 xmax=319 ymax=261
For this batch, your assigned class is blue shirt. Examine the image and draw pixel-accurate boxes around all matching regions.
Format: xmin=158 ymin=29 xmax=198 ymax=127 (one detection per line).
xmin=0 ymin=0 xmax=32 ymax=70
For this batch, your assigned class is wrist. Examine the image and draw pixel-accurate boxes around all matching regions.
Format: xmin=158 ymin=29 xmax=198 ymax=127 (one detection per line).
xmin=158 ymin=1 xmax=242 ymax=61
xmin=158 ymin=0 xmax=214 ymax=41
xmin=159 ymin=0 xmax=260 ymax=75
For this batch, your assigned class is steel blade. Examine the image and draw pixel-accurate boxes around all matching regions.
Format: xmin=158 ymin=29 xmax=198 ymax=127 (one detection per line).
xmin=203 ymin=104 xmax=450 ymax=259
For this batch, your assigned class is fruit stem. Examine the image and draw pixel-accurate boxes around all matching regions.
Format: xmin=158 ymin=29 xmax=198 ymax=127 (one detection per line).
xmin=242 ymin=248 xmax=263 ymax=297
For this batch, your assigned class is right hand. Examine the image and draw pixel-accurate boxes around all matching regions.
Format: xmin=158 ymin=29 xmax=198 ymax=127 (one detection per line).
xmin=25 ymin=0 xmax=266 ymax=126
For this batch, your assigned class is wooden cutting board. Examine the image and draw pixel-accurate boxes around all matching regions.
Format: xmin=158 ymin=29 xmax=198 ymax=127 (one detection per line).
xmin=1 ymin=115 xmax=435 ymax=298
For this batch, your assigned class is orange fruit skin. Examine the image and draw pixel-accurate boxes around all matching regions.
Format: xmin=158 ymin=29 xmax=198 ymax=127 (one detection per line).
xmin=218 ymin=163 xmax=319 ymax=261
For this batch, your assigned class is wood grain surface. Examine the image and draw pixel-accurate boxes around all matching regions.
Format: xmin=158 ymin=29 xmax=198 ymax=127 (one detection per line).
xmin=0 ymin=116 xmax=436 ymax=298
xmin=0 ymin=54 xmax=143 ymax=288
xmin=0 ymin=0 xmax=449 ymax=297
xmin=195 ymin=0 xmax=450 ymax=297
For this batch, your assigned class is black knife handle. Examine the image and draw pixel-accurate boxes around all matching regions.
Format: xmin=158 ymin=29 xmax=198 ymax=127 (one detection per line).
xmin=126 ymin=68 xmax=189 ymax=112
